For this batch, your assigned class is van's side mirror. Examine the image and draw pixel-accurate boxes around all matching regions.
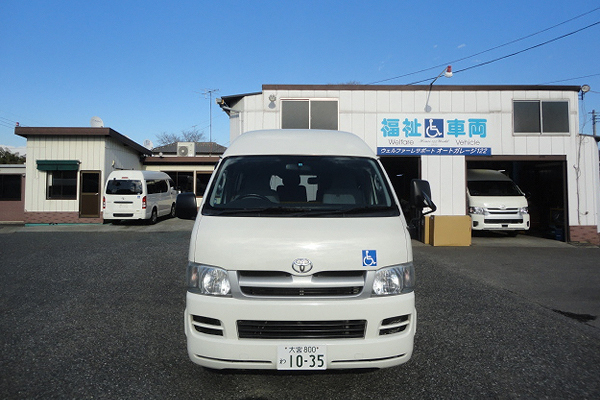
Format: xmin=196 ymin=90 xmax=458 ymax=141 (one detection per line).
xmin=410 ymin=179 xmax=437 ymax=216
xmin=176 ymin=192 xmax=198 ymax=220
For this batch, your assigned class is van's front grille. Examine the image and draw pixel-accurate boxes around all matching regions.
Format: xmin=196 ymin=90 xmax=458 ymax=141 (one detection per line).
xmin=237 ymin=320 xmax=366 ymax=339
xmin=484 ymin=218 xmax=523 ymax=224
xmin=487 ymin=208 xmax=519 ymax=214
xmin=237 ymin=270 xmax=365 ymax=298
xmin=241 ymin=286 xmax=362 ymax=296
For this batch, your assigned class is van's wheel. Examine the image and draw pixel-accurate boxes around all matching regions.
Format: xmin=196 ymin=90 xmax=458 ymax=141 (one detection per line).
xmin=149 ymin=208 xmax=158 ymax=225
xmin=170 ymin=203 xmax=176 ymax=218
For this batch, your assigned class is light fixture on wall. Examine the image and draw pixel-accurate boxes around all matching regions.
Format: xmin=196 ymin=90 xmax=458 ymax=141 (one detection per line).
xmin=268 ymin=94 xmax=277 ymax=109
xmin=430 ymin=65 xmax=453 ymax=87
xmin=579 ymin=84 xmax=590 ymax=100
xmin=425 ymin=66 xmax=453 ymax=112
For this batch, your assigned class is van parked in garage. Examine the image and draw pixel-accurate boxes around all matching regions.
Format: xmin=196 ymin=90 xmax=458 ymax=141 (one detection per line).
xmin=175 ymin=129 xmax=436 ymax=370
xmin=103 ymin=170 xmax=177 ymax=224
xmin=467 ymin=169 xmax=530 ymax=235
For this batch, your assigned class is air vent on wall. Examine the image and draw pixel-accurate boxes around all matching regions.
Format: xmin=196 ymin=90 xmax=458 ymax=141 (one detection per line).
xmin=177 ymin=142 xmax=195 ymax=157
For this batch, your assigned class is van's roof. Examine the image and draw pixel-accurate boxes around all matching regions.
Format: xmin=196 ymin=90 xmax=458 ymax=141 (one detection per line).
xmin=467 ymin=169 xmax=512 ymax=182
xmin=223 ymin=130 xmax=376 ymax=158
xmin=107 ymin=170 xmax=170 ymax=180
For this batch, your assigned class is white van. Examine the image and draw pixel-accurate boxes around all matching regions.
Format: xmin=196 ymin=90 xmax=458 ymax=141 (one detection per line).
xmin=103 ymin=170 xmax=177 ymax=224
xmin=175 ymin=129 xmax=435 ymax=370
xmin=467 ymin=169 xmax=530 ymax=234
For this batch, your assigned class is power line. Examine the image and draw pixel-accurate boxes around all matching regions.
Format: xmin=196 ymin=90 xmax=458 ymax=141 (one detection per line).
xmin=542 ymin=73 xmax=600 ymax=85
xmin=369 ymin=6 xmax=600 ymax=85
xmin=453 ymin=21 xmax=600 ymax=74
xmin=404 ymin=20 xmax=600 ymax=85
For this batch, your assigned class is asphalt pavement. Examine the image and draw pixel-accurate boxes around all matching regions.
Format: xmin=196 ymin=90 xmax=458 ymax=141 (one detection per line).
xmin=1 ymin=220 xmax=599 ymax=399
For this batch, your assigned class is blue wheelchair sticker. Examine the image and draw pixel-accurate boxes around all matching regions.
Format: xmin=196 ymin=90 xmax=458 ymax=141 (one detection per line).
xmin=362 ymin=250 xmax=377 ymax=267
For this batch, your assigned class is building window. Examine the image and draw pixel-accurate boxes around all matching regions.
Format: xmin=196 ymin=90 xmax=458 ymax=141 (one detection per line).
xmin=47 ymin=170 xmax=77 ymax=200
xmin=0 ymin=174 xmax=22 ymax=201
xmin=166 ymin=171 xmax=194 ymax=193
xmin=514 ymin=100 xmax=569 ymax=134
xmin=196 ymin=173 xmax=212 ymax=196
xmin=281 ymin=99 xmax=338 ymax=130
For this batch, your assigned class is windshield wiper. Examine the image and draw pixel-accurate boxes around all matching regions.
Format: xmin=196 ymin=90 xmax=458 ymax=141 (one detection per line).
xmin=204 ymin=205 xmax=398 ymax=217
xmin=302 ymin=205 xmax=398 ymax=217
xmin=203 ymin=206 xmax=308 ymax=216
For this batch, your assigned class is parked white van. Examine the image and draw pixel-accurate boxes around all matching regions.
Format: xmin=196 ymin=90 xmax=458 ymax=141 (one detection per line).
xmin=467 ymin=169 xmax=530 ymax=234
xmin=175 ymin=129 xmax=435 ymax=370
xmin=103 ymin=170 xmax=177 ymax=224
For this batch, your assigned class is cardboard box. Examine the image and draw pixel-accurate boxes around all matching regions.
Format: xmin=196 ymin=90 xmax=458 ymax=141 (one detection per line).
xmin=430 ymin=215 xmax=472 ymax=246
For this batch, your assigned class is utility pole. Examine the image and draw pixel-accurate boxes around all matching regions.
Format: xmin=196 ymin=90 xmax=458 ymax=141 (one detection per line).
xmin=202 ymin=89 xmax=219 ymax=143
xmin=592 ymin=110 xmax=597 ymax=138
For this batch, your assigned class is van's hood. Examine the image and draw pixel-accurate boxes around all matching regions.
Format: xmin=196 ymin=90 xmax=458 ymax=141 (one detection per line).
xmin=190 ymin=216 xmax=411 ymax=272
xmin=468 ymin=195 xmax=528 ymax=208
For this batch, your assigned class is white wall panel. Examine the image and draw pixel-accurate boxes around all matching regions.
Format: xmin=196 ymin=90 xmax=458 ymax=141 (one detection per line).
xmin=489 ymin=91 xmax=502 ymax=112
xmin=401 ymin=91 xmax=415 ymax=113
xmin=421 ymin=155 xmax=466 ymax=216
xmin=451 ymin=92 xmax=465 ymax=113
xmin=464 ymin=91 xmax=477 ymax=112
xmin=439 ymin=91 xmax=452 ymax=113
xmin=414 ymin=91 xmax=428 ymax=113
xmin=351 ymin=91 xmax=366 ymax=113
xmin=339 ymin=91 xmax=353 ymax=112
xmin=376 ymin=91 xmax=390 ymax=113
xmin=389 ymin=91 xmax=402 ymax=112
xmin=476 ymin=91 xmax=490 ymax=113
xmin=364 ymin=91 xmax=377 ymax=113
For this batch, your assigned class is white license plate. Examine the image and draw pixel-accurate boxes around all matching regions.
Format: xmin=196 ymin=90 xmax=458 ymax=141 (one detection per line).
xmin=277 ymin=345 xmax=327 ymax=370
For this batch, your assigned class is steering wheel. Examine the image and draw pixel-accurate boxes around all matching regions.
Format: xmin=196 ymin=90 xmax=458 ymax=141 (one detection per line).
xmin=236 ymin=193 xmax=271 ymax=202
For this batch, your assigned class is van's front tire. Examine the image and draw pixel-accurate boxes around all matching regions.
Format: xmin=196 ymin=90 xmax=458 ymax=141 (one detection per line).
xmin=170 ymin=203 xmax=176 ymax=218
xmin=149 ymin=208 xmax=158 ymax=225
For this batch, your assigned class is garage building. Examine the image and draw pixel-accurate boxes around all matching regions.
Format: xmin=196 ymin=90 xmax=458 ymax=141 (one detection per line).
xmin=217 ymin=84 xmax=600 ymax=245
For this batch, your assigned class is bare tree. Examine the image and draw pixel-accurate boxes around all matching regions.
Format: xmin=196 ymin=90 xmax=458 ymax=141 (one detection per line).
xmin=156 ymin=128 xmax=206 ymax=146
xmin=0 ymin=147 xmax=26 ymax=164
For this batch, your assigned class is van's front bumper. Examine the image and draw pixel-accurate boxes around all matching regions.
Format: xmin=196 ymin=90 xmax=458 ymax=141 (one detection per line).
xmin=470 ymin=213 xmax=530 ymax=231
xmin=184 ymin=292 xmax=416 ymax=370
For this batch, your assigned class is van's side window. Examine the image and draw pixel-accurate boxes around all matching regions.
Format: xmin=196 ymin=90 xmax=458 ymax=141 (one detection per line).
xmin=147 ymin=179 xmax=168 ymax=194
xmin=147 ymin=180 xmax=156 ymax=194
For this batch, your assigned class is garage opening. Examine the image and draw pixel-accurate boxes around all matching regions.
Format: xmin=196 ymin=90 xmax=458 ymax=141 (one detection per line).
xmin=466 ymin=156 xmax=568 ymax=241
xmin=380 ymin=156 xmax=420 ymax=219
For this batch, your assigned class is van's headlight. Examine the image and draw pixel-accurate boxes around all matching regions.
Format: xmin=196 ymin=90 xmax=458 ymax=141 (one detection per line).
xmin=187 ymin=262 xmax=231 ymax=296
xmin=469 ymin=206 xmax=485 ymax=215
xmin=519 ymin=206 xmax=529 ymax=214
xmin=372 ymin=263 xmax=415 ymax=296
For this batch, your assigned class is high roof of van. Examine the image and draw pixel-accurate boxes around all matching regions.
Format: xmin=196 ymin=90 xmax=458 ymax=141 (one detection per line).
xmin=224 ymin=130 xmax=376 ymax=158
xmin=467 ymin=169 xmax=513 ymax=182
xmin=106 ymin=170 xmax=171 ymax=180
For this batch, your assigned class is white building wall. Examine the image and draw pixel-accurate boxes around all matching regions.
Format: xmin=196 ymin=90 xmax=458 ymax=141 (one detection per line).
xmin=25 ymin=136 xmax=142 ymax=213
xmin=230 ymin=87 xmax=599 ymax=230
xmin=103 ymin=137 xmax=143 ymax=179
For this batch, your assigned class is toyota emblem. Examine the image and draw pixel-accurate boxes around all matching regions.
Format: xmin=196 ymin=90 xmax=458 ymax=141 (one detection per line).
xmin=292 ymin=258 xmax=313 ymax=274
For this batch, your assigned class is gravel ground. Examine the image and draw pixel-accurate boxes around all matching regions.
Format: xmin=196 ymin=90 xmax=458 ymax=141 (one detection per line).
xmin=1 ymin=229 xmax=599 ymax=399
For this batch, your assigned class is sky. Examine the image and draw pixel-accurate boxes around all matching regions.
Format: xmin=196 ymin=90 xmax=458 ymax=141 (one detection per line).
xmin=1 ymin=0 xmax=600 ymax=154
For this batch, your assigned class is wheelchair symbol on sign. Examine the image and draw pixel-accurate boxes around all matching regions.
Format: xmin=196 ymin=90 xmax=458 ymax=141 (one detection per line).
xmin=425 ymin=119 xmax=444 ymax=138
xmin=362 ymin=250 xmax=377 ymax=267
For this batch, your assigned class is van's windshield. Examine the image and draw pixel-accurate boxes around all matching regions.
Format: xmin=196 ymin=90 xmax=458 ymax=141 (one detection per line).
xmin=202 ymin=155 xmax=399 ymax=217
xmin=467 ymin=180 xmax=523 ymax=196
xmin=106 ymin=180 xmax=143 ymax=195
